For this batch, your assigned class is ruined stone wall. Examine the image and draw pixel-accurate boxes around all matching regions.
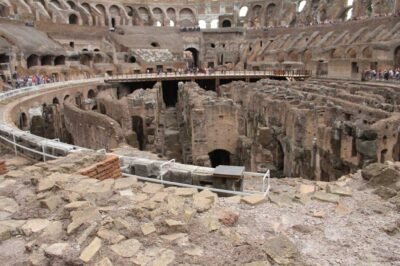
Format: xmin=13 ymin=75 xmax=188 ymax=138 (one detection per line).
xmin=96 ymin=87 xmax=158 ymax=151
xmin=63 ymin=98 xmax=125 ymax=150
xmin=177 ymin=82 xmax=241 ymax=167
xmin=219 ymin=79 xmax=400 ymax=180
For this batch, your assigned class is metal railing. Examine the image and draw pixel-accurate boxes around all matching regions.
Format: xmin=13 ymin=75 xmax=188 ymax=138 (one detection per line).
xmin=105 ymin=69 xmax=312 ymax=81
xmin=0 ymin=76 xmax=270 ymax=197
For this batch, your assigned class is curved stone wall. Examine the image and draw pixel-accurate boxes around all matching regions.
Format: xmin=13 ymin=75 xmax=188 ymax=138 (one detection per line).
xmin=63 ymin=97 xmax=125 ymax=150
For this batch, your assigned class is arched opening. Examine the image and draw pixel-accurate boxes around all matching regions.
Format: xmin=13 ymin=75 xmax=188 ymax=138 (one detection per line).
xmin=239 ymin=6 xmax=248 ymax=17
xmin=394 ymin=46 xmax=400 ymax=68
xmin=19 ymin=113 xmax=28 ymax=130
xmin=222 ymin=20 xmax=232 ymax=28
xmin=345 ymin=8 xmax=353 ymax=21
xmin=198 ymin=20 xmax=206 ymax=29
xmin=132 ymin=116 xmax=145 ymax=150
xmin=179 ymin=8 xmax=196 ymax=27
xmin=54 ymin=55 xmax=65 ymax=65
xmin=41 ymin=55 xmax=53 ymax=66
xmin=265 ymin=3 xmax=276 ymax=27
xmin=52 ymin=97 xmax=60 ymax=105
xmin=111 ymin=18 xmax=116 ymax=28
xmin=138 ymin=7 xmax=151 ymax=25
xmin=185 ymin=47 xmax=199 ymax=68
xmin=155 ymin=21 xmax=162 ymax=27
xmin=87 ymin=89 xmax=96 ymax=99
xmin=69 ymin=14 xmax=79 ymax=24
xmin=128 ymin=56 xmax=136 ymax=63
xmin=80 ymin=54 xmax=91 ymax=66
xmin=27 ymin=54 xmax=39 ymax=68
xmin=169 ymin=20 xmax=175 ymax=27
xmin=96 ymin=4 xmax=108 ymax=26
xmin=298 ymin=1 xmax=307 ymax=12
xmin=125 ymin=6 xmax=133 ymax=16
xmin=208 ymin=149 xmax=231 ymax=168
xmin=64 ymin=95 xmax=70 ymax=102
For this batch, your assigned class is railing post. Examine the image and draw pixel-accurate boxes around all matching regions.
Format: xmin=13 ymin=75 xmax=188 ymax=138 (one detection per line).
xmin=42 ymin=142 xmax=46 ymax=162
xmin=12 ymin=133 xmax=17 ymax=156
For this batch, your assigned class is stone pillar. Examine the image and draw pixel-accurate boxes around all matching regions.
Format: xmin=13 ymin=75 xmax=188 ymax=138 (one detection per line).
xmin=395 ymin=0 xmax=400 ymax=13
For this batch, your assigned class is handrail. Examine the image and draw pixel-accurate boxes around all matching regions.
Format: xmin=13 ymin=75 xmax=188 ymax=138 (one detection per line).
xmin=104 ymin=69 xmax=312 ymax=81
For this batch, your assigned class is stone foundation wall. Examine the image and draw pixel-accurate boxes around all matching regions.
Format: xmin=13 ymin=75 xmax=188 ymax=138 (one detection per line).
xmin=63 ymin=98 xmax=125 ymax=150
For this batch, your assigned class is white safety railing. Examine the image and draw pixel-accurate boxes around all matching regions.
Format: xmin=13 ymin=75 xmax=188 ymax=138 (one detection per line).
xmin=262 ymin=169 xmax=271 ymax=197
xmin=158 ymin=159 xmax=175 ymax=184
xmin=0 ymin=76 xmax=271 ymax=197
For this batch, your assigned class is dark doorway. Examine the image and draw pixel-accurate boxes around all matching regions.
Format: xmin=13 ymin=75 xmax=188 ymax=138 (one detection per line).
xmin=132 ymin=116 xmax=145 ymax=150
xmin=222 ymin=20 xmax=231 ymax=28
xmin=275 ymin=141 xmax=284 ymax=171
xmin=111 ymin=18 xmax=116 ymax=28
xmin=185 ymin=48 xmax=199 ymax=68
xmin=19 ymin=113 xmax=28 ymax=130
xmin=69 ymin=14 xmax=78 ymax=24
xmin=27 ymin=54 xmax=39 ymax=68
xmin=162 ymin=80 xmax=181 ymax=107
xmin=208 ymin=149 xmax=231 ymax=168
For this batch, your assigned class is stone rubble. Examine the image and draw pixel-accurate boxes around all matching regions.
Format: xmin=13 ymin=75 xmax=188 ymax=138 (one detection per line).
xmin=0 ymin=152 xmax=398 ymax=265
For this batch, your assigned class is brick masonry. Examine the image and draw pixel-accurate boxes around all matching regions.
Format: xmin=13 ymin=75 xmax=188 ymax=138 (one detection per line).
xmin=0 ymin=160 xmax=8 ymax=175
xmin=78 ymin=154 xmax=121 ymax=180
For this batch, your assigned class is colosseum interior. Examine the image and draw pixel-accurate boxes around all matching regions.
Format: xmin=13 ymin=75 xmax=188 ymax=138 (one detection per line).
xmin=0 ymin=0 xmax=399 ymax=265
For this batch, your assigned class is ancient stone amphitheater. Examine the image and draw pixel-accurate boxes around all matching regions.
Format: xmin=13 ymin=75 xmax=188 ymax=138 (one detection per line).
xmin=0 ymin=1 xmax=399 ymax=265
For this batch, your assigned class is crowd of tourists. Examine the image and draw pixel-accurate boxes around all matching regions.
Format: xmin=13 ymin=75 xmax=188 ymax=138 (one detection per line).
xmin=15 ymin=74 xmax=58 ymax=88
xmin=362 ymin=68 xmax=400 ymax=81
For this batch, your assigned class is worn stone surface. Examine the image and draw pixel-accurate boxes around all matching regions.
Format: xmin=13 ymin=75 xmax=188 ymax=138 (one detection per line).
xmin=110 ymin=239 xmax=142 ymax=258
xmin=80 ymin=237 xmax=102 ymax=263
xmin=241 ymin=195 xmax=267 ymax=205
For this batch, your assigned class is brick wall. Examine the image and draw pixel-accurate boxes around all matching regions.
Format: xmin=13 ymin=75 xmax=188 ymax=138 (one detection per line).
xmin=78 ymin=154 xmax=121 ymax=180
xmin=0 ymin=160 xmax=7 ymax=175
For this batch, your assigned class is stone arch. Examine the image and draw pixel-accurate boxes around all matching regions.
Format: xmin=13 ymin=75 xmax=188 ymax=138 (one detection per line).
xmin=265 ymin=3 xmax=277 ymax=27
xmin=185 ymin=47 xmax=199 ymax=68
xmin=125 ymin=6 xmax=133 ymax=16
xmin=54 ymin=55 xmax=65 ymax=65
xmin=208 ymin=149 xmax=231 ymax=168
xmin=87 ymin=89 xmax=96 ymax=99
xmin=67 ymin=1 xmax=76 ymax=9
xmin=64 ymin=95 xmax=70 ymax=101
xmin=346 ymin=47 xmax=357 ymax=58
xmin=179 ymin=8 xmax=196 ymax=27
xmin=394 ymin=46 xmax=400 ymax=67
xmin=109 ymin=5 xmax=121 ymax=27
xmin=152 ymin=7 xmax=164 ymax=25
xmin=221 ymin=19 xmax=232 ymax=28
xmin=95 ymin=4 xmax=108 ymax=26
xmin=19 ymin=112 xmax=28 ymax=130
xmin=239 ymin=6 xmax=248 ymax=17
xmin=167 ymin=7 xmax=176 ymax=22
xmin=68 ymin=13 xmax=79 ymax=24
xmin=362 ymin=47 xmax=373 ymax=58
xmin=27 ymin=54 xmax=39 ymax=68
xmin=138 ymin=7 xmax=151 ymax=25
xmin=52 ymin=97 xmax=60 ymax=105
